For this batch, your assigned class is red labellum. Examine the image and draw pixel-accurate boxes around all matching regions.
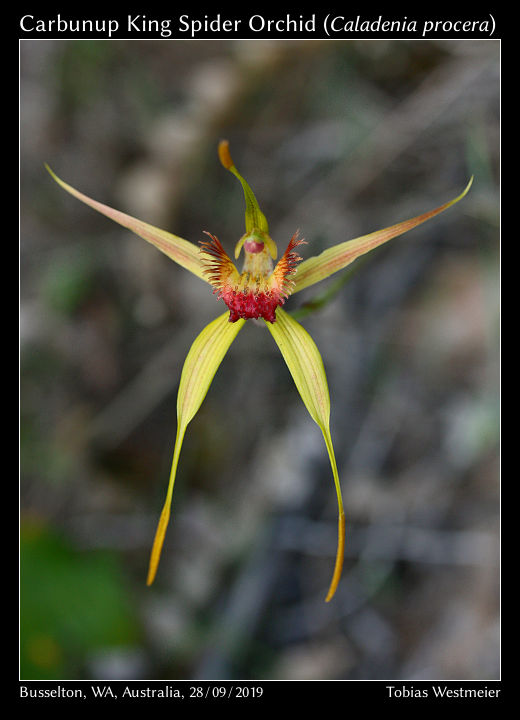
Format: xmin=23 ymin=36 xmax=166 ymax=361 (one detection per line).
xmin=200 ymin=231 xmax=305 ymax=323
xmin=221 ymin=288 xmax=280 ymax=323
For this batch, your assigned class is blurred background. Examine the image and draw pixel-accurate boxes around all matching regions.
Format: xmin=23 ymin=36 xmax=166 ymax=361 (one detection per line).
xmin=20 ymin=39 xmax=499 ymax=681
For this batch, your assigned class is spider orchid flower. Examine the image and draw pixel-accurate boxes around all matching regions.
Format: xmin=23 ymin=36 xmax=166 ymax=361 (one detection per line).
xmin=45 ymin=144 xmax=472 ymax=601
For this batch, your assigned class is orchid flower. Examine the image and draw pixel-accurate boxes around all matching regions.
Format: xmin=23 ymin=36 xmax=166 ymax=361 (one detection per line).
xmin=46 ymin=143 xmax=472 ymax=601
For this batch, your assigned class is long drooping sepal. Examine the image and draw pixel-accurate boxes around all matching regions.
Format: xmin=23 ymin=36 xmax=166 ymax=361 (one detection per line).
xmin=146 ymin=312 xmax=245 ymax=586
xmin=291 ymin=177 xmax=473 ymax=294
xmin=45 ymin=164 xmax=207 ymax=282
xmin=265 ymin=308 xmax=345 ymax=602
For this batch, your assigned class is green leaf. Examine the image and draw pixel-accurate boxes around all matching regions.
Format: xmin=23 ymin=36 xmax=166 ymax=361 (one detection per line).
xmin=45 ymin=164 xmax=207 ymax=282
xmin=20 ymin=520 xmax=139 ymax=679
xmin=147 ymin=311 xmax=245 ymax=586
xmin=266 ymin=307 xmax=345 ymax=601
xmin=291 ymin=177 xmax=473 ymax=294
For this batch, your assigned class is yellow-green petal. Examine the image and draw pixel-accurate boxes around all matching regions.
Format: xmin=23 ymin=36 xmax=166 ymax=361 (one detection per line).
xmin=291 ymin=177 xmax=473 ymax=294
xmin=147 ymin=312 xmax=245 ymax=586
xmin=45 ymin=164 xmax=207 ymax=282
xmin=265 ymin=307 xmax=345 ymax=602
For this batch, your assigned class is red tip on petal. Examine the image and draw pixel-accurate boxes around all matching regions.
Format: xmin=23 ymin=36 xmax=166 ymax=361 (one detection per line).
xmin=199 ymin=232 xmax=238 ymax=293
xmin=271 ymin=231 xmax=306 ymax=298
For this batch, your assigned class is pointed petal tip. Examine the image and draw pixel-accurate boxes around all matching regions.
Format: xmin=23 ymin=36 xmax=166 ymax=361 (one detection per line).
xmin=441 ymin=174 xmax=474 ymax=212
xmin=44 ymin=162 xmax=61 ymax=185
xmin=453 ymin=175 xmax=474 ymax=202
xmin=218 ymin=139 xmax=234 ymax=170
xmin=462 ymin=175 xmax=474 ymax=196
xmin=324 ymin=510 xmax=346 ymax=602
xmin=146 ymin=558 xmax=158 ymax=585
